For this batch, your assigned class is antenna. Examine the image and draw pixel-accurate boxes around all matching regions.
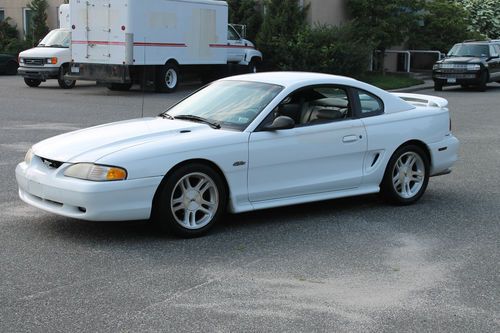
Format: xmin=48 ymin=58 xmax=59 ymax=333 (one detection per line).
xmin=141 ymin=37 xmax=146 ymax=118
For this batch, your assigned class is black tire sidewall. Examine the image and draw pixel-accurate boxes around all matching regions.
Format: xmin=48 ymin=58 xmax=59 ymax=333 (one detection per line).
xmin=24 ymin=78 xmax=41 ymax=87
xmin=58 ymin=66 xmax=76 ymax=89
xmin=154 ymin=163 xmax=227 ymax=237
xmin=381 ymin=145 xmax=430 ymax=205
xmin=155 ymin=63 xmax=179 ymax=93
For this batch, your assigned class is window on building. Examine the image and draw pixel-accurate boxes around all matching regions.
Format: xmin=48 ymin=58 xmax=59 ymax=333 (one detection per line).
xmin=23 ymin=8 xmax=33 ymax=38
xmin=0 ymin=9 xmax=5 ymax=22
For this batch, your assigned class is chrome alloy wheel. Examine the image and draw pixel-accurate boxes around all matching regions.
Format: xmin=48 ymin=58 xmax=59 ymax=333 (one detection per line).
xmin=165 ymin=68 xmax=178 ymax=89
xmin=391 ymin=152 xmax=425 ymax=199
xmin=170 ymin=172 xmax=219 ymax=230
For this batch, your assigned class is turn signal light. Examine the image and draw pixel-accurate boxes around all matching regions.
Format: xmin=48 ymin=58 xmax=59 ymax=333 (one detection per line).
xmin=106 ymin=168 xmax=127 ymax=181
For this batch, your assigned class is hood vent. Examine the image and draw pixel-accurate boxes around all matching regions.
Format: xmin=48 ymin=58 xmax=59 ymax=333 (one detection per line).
xmin=40 ymin=157 xmax=63 ymax=169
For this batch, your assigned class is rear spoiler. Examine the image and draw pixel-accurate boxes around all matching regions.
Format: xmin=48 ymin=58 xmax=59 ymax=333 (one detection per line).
xmin=392 ymin=93 xmax=448 ymax=108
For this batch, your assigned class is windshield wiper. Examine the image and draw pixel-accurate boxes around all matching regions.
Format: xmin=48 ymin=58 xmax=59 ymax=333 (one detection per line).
xmin=174 ymin=115 xmax=221 ymax=129
xmin=159 ymin=113 xmax=174 ymax=120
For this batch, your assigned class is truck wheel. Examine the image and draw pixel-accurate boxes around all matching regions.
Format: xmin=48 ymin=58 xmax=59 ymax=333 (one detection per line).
xmin=107 ymin=82 xmax=133 ymax=91
xmin=24 ymin=78 xmax=42 ymax=88
xmin=433 ymin=81 xmax=443 ymax=91
xmin=478 ymin=71 xmax=488 ymax=92
xmin=155 ymin=63 xmax=179 ymax=93
xmin=248 ymin=59 xmax=258 ymax=74
xmin=58 ymin=66 xmax=76 ymax=89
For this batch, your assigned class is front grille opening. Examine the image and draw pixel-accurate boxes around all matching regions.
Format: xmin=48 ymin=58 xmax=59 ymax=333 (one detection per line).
xmin=40 ymin=157 xmax=63 ymax=169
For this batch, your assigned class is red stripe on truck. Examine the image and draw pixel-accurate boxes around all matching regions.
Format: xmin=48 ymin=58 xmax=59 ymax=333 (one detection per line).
xmin=72 ymin=41 xmax=187 ymax=47
xmin=209 ymin=44 xmax=255 ymax=49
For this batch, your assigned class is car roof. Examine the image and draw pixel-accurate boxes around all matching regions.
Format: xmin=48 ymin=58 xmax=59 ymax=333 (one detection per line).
xmin=222 ymin=71 xmax=360 ymax=88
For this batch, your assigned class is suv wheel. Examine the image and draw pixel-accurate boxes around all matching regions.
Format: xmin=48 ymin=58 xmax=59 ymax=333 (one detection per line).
xmin=478 ymin=71 xmax=488 ymax=92
xmin=434 ymin=81 xmax=443 ymax=91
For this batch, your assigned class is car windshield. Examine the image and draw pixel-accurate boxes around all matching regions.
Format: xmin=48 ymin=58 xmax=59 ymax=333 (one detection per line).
xmin=38 ymin=29 xmax=70 ymax=48
xmin=447 ymin=44 xmax=489 ymax=58
xmin=163 ymin=80 xmax=283 ymax=130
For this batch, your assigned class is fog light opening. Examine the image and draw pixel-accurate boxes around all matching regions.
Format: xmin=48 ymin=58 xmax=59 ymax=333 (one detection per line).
xmin=78 ymin=207 xmax=87 ymax=213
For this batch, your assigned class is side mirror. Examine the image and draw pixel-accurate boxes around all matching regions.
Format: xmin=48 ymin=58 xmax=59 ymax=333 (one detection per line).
xmin=264 ymin=116 xmax=295 ymax=130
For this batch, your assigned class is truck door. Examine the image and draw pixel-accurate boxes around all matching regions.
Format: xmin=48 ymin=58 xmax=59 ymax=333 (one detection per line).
xmin=85 ymin=0 xmax=111 ymax=63
xmin=227 ymin=25 xmax=245 ymax=63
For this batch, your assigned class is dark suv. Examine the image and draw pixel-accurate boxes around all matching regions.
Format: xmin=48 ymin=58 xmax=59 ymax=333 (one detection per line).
xmin=432 ymin=40 xmax=500 ymax=91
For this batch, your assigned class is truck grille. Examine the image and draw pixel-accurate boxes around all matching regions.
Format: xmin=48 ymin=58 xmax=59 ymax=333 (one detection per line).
xmin=24 ymin=58 xmax=44 ymax=66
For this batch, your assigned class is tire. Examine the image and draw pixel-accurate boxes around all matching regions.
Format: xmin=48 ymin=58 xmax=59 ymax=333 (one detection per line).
xmin=6 ymin=61 xmax=18 ymax=75
xmin=478 ymin=71 xmax=488 ymax=92
xmin=433 ymin=81 xmax=443 ymax=91
xmin=57 ymin=66 xmax=76 ymax=89
xmin=155 ymin=62 xmax=179 ymax=93
xmin=248 ymin=59 xmax=258 ymax=74
xmin=107 ymin=82 xmax=133 ymax=91
xmin=24 ymin=78 xmax=42 ymax=88
xmin=381 ymin=145 xmax=430 ymax=205
xmin=154 ymin=163 xmax=227 ymax=237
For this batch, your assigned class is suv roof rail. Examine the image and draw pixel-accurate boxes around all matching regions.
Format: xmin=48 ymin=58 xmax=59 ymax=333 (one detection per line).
xmin=462 ymin=39 xmax=491 ymax=43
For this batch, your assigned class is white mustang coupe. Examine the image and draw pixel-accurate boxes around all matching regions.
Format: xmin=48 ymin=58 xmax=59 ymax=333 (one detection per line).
xmin=16 ymin=72 xmax=459 ymax=237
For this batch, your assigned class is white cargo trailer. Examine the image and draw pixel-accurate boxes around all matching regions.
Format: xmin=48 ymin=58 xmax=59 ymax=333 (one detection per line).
xmin=67 ymin=0 xmax=262 ymax=91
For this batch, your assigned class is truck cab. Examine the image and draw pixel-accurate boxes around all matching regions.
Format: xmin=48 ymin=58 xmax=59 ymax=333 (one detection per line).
xmin=227 ymin=24 xmax=261 ymax=73
xmin=17 ymin=4 xmax=76 ymax=89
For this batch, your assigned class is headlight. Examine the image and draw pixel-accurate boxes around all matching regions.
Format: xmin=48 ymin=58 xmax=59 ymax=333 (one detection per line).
xmin=19 ymin=57 xmax=24 ymax=63
xmin=64 ymin=163 xmax=127 ymax=181
xmin=46 ymin=57 xmax=58 ymax=64
xmin=433 ymin=64 xmax=440 ymax=70
xmin=24 ymin=148 xmax=34 ymax=165
xmin=466 ymin=64 xmax=480 ymax=71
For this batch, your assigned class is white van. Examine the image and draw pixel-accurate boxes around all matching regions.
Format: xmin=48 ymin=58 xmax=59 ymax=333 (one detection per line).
xmin=17 ymin=4 xmax=76 ymax=89
xmin=66 ymin=0 xmax=263 ymax=92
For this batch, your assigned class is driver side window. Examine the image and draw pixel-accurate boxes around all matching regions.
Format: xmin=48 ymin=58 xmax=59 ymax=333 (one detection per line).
xmin=272 ymin=86 xmax=352 ymax=127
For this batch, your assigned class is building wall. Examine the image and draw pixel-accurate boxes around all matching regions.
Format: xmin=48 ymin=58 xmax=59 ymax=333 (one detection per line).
xmin=0 ymin=0 xmax=65 ymax=37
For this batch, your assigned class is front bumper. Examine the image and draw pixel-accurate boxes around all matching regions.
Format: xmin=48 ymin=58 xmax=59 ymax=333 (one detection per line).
xmin=428 ymin=134 xmax=460 ymax=176
xmin=432 ymin=70 xmax=482 ymax=85
xmin=15 ymin=156 xmax=163 ymax=221
xmin=17 ymin=66 xmax=59 ymax=80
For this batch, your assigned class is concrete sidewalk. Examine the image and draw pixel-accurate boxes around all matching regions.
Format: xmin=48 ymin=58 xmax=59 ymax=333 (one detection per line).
xmin=390 ymin=79 xmax=434 ymax=93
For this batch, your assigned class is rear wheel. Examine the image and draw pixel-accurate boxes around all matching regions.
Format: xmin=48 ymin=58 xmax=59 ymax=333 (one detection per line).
xmin=155 ymin=62 xmax=179 ymax=93
xmin=57 ymin=66 xmax=76 ymax=89
xmin=24 ymin=78 xmax=41 ymax=88
xmin=154 ymin=163 xmax=227 ymax=237
xmin=381 ymin=145 xmax=430 ymax=205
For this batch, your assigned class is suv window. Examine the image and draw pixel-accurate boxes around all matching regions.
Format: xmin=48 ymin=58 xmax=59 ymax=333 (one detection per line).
xmin=490 ymin=45 xmax=499 ymax=57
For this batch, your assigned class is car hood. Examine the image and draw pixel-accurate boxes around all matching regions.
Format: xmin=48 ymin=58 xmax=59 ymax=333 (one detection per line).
xmin=32 ymin=117 xmax=210 ymax=163
xmin=19 ymin=47 xmax=69 ymax=58
xmin=439 ymin=57 xmax=483 ymax=64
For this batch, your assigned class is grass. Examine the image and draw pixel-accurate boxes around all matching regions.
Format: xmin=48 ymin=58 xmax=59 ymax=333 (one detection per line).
xmin=358 ymin=72 xmax=424 ymax=90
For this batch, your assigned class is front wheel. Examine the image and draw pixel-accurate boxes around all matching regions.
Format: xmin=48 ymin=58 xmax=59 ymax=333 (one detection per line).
xmin=478 ymin=71 xmax=488 ymax=92
xmin=154 ymin=163 xmax=227 ymax=237
xmin=155 ymin=62 xmax=179 ymax=93
xmin=381 ymin=145 xmax=430 ymax=205
xmin=58 ymin=66 xmax=76 ymax=89
xmin=24 ymin=78 xmax=42 ymax=88
xmin=433 ymin=81 xmax=443 ymax=91
xmin=248 ymin=59 xmax=258 ymax=74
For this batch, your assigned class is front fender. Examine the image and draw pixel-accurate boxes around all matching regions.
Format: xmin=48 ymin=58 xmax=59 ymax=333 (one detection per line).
xmin=240 ymin=49 xmax=263 ymax=65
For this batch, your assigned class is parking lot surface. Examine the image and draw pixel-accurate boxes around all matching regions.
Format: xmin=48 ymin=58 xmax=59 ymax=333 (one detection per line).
xmin=1 ymin=76 xmax=499 ymax=332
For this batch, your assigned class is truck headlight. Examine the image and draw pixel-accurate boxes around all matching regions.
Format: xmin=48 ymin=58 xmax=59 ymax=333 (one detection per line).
xmin=466 ymin=64 xmax=480 ymax=71
xmin=433 ymin=64 xmax=440 ymax=70
xmin=46 ymin=57 xmax=58 ymax=64
xmin=24 ymin=148 xmax=34 ymax=165
xmin=64 ymin=163 xmax=127 ymax=181
xmin=19 ymin=57 xmax=24 ymax=64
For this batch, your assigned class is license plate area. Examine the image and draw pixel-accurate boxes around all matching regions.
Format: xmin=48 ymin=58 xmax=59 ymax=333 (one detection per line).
xmin=447 ymin=78 xmax=456 ymax=83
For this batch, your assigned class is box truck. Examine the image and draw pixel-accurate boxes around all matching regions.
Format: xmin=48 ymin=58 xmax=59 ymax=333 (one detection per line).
xmin=66 ymin=0 xmax=263 ymax=92
xmin=17 ymin=4 xmax=76 ymax=89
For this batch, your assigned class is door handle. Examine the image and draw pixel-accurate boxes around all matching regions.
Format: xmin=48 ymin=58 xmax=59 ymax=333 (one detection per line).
xmin=342 ymin=135 xmax=359 ymax=143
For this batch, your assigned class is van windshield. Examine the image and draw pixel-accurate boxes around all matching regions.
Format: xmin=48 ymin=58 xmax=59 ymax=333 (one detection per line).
xmin=38 ymin=29 xmax=71 ymax=48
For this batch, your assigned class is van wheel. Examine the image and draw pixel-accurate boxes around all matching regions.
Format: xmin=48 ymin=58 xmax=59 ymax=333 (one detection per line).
xmin=248 ymin=59 xmax=258 ymax=73
xmin=24 ymin=78 xmax=42 ymax=88
xmin=381 ymin=145 xmax=429 ymax=205
xmin=155 ymin=62 xmax=179 ymax=93
xmin=153 ymin=163 xmax=227 ymax=237
xmin=58 ymin=66 xmax=76 ymax=89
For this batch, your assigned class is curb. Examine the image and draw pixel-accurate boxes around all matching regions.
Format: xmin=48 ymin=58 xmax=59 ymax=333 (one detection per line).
xmin=390 ymin=80 xmax=434 ymax=93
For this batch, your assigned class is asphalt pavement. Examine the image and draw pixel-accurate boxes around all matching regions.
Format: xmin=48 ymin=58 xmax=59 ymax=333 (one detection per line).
xmin=0 ymin=76 xmax=499 ymax=332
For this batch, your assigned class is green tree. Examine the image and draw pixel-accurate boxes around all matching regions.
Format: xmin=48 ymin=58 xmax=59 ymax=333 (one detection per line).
xmin=347 ymin=0 xmax=424 ymax=72
xmin=456 ymin=0 xmax=500 ymax=38
xmin=27 ymin=0 xmax=49 ymax=46
xmin=227 ymin=0 xmax=262 ymax=42
xmin=408 ymin=0 xmax=481 ymax=52
xmin=0 ymin=17 xmax=31 ymax=54
xmin=256 ymin=0 xmax=309 ymax=69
